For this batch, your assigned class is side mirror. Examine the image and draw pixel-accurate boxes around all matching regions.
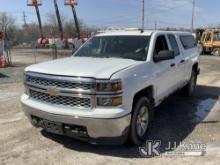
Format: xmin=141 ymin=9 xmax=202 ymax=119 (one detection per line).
xmin=154 ymin=50 xmax=175 ymax=62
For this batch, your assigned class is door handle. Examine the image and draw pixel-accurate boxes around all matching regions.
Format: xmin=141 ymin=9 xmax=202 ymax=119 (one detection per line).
xmin=180 ymin=59 xmax=185 ymax=63
xmin=170 ymin=63 xmax=176 ymax=67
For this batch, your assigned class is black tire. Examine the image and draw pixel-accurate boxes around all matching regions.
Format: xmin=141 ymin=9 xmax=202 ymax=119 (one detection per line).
xmin=129 ymin=97 xmax=153 ymax=145
xmin=212 ymin=48 xmax=220 ymax=56
xmin=182 ymin=69 xmax=197 ymax=97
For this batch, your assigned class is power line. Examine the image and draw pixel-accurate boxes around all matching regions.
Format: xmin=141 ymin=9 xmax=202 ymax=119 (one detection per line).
xmin=146 ymin=3 xmax=191 ymax=16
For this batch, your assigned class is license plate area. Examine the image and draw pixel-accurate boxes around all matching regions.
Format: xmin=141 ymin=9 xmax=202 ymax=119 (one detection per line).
xmin=43 ymin=120 xmax=63 ymax=135
xmin=31 ymin=116 xmax=89 ymax=138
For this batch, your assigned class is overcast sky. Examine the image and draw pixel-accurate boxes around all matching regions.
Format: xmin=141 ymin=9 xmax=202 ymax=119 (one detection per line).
xmin=0 ymin=0 xmax=219 ymax=29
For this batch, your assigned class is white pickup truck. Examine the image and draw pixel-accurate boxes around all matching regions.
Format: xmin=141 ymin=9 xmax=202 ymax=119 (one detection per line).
xmin=21 ymin=30 xmax=200 ymax=145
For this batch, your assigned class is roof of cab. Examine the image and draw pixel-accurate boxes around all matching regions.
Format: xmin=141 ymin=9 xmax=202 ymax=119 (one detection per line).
xmin=96 ymin=30 xmax=192 ymax=37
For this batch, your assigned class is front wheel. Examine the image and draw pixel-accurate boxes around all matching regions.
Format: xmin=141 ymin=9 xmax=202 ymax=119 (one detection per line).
xmin=212 ymin=48 xmax=220 ymax=56
xmin=182 ymin=69 xmax=197 ymax=97
xmin=129 ymin=97 xmax=153 ymax=145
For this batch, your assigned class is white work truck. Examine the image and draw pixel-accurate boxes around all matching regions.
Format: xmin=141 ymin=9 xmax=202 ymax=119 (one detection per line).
xmin=21 ymin=30 xmax=200 ymax=145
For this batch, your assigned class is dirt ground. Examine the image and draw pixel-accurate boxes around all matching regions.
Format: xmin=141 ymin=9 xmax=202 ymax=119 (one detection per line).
xmin=0 ymin=49 xmax=220 ymax=165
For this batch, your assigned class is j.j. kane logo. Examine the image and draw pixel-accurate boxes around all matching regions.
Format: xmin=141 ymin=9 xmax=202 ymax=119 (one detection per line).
xmin=139 ymin=140 xmax=206 ymax=158
xmin=47 ymin=87 xmax=59 ymax=96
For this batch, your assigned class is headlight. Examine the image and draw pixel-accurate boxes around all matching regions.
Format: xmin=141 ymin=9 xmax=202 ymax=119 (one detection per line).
xmin=97 ymin=96 xmax=122 ymax=107
xmin=96 ymin=79 xmax=122 ymax=92
xmin=96 ymin=79 xmax=123 ymax=107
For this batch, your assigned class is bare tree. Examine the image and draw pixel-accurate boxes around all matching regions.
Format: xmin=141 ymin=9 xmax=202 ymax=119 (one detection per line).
xmin=0 ymin=12 xmax=15 ymax=65
xmin=0 ymin=12 xmax=15 ymax=34
xmin=46 ymin=12 xmax=66 ymax=36
xmin=64 ymin=20 xmax=76 ymax=37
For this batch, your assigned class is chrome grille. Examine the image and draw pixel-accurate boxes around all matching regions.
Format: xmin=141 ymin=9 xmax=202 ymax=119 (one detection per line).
xmin=29 ymin=90 xmax=91 ymax=108
xmin=26 ymin=76 xmax=94 ymax=90
xmin=25 ymin=72 xmax=95 ymax=109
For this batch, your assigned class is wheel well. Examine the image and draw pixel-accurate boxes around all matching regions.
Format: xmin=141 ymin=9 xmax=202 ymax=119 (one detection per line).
xmin=193 ymin=63 xmax=198 ymax=72
xmin=192 ymin=62 xmax=200 ymax=75
xmin=132 ymin=86 xmax=154 ymax=112
xmin=213 ymin=47 xmax=220 ymax=50
xmin=212 ymin=47 xmax=220 ymax=54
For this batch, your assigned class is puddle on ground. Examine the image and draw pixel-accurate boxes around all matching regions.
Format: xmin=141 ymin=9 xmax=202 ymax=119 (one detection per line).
xmin=195 ymin=98 xmax=217 ymax=122
xmin=0 ymin=73 xmax=9 ymax=78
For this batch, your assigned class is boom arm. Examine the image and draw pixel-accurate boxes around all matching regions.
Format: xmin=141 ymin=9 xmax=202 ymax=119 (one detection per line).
xmin=71 ymin=6 xmax=80 ymax=39
xmin=54 ymin=0 xmax=64 ymax=40
xmin=35 ymin=6 xmax=44 ymax=39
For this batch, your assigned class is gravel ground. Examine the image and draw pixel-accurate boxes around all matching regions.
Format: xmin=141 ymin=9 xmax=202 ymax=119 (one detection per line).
xmin=0 ymin=50 xmax=220 ymax=165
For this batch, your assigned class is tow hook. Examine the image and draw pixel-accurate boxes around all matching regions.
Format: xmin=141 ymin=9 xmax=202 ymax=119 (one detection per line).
xmin=31 ymin=118 xmax=39 ymax=128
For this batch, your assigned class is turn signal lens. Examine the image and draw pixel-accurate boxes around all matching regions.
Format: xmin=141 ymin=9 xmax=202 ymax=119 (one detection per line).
xmin=111 ymin=96 xmax=123 ymax=106
xmin=97 ymin=96 xmax=122 ymax=107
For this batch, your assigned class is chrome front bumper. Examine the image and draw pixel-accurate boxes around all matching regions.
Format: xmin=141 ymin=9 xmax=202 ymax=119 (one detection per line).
xmin=22 ymin=103 xmax=131 ymax=144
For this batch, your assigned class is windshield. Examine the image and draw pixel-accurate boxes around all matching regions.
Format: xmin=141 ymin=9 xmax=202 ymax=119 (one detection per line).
xmin=214 ymin=32 xmax=220 ymax=41
xmin=74 ymin=35 xmax=150 ymax=61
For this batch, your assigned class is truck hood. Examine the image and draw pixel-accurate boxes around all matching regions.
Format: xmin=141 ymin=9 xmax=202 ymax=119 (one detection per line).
xmin=25 ymin=57 xmax=142 ymax=79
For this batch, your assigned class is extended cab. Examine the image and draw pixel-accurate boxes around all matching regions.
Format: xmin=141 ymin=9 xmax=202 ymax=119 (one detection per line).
xmin=21 ymin=30 xmax=200 ymax=145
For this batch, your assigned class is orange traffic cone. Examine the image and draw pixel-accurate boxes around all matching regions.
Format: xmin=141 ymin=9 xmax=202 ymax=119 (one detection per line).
xmin=0 ymin=56 xmax=6 ymax=68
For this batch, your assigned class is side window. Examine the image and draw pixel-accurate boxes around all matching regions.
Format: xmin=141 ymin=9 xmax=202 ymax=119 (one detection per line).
xmin=205 ymin=33 xmax=211 ymax=42
xmin=180 ymin=35 xmax=197 ymax=49
xmin=168 ymin=34 xmax=180 ymax=56
xmin=201 ymin=33 xmax=205 ymax=41
xmin=154 ymin=35 xmax=169 ymax=55
xmin=214 ymin=32 xmax=220 ymax=41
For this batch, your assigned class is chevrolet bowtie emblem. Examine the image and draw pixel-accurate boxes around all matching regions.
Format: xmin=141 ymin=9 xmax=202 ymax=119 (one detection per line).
xmin=47 ymin=87 xmax=59 ymax=96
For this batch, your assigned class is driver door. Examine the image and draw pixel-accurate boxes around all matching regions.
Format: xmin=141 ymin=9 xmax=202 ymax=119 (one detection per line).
xmin=153 ymin=35 xmax=176 ymax=102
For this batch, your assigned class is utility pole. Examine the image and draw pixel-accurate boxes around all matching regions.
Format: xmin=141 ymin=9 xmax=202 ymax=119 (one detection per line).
xmin=141 ymin=0 xmax=145 ymax=31
xmin=23 ymin=11 xmax=28 ymax=27
xmin=154 ymin=21 xmax=157 ymax=31
xmin=191 ymin=0 xmax=195 ymax=33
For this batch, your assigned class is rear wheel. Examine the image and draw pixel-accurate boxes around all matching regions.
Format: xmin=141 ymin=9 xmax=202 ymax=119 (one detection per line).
xmin=182 ymin=69 xmax=197 ymax=97
xmin=212 ymin=48 xmax=220 ymax=56
xmin=129 ymin=97 xmax=153 ymax=145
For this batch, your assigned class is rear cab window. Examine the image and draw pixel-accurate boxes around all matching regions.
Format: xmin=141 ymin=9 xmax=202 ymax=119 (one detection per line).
xmin=179 ymin=35 xmax=197 ymax=50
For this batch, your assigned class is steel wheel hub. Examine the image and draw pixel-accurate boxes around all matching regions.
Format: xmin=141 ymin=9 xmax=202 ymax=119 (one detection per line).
xmin=136 ymin=106 xmax=149 ymax=137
